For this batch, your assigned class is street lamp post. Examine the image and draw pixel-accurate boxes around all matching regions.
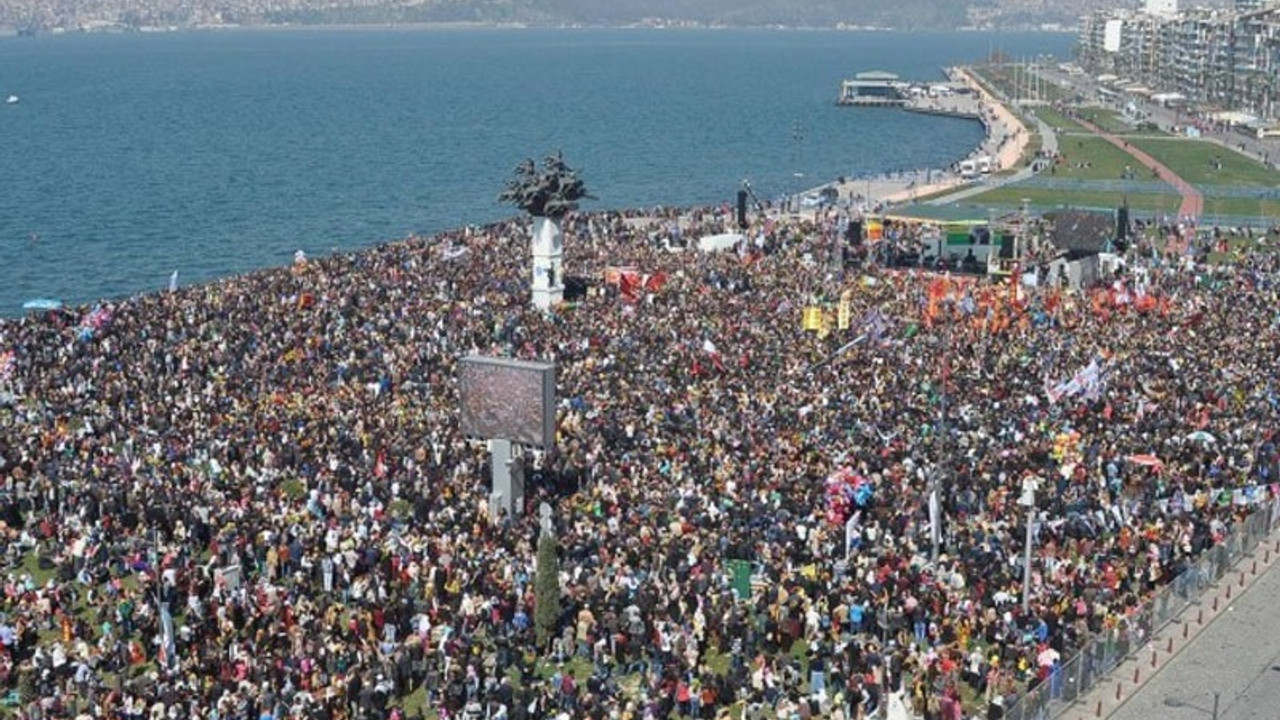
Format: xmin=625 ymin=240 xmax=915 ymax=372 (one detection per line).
xmin=931 ymin=320 xmax=952 ymax=563
xmin=791 ymin=120 xmax=805 ymax=213
xmin=1019 ymin=475 xmax=1039 ymax=614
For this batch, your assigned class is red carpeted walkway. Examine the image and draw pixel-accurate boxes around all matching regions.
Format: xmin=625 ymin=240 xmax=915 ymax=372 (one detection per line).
xmin=1075 ymin=117 xmax=1203 ymax=218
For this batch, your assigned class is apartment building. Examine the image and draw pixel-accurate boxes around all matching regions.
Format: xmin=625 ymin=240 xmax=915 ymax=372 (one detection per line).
xmin=1078 ymin=1 xmax=1280 ymax=118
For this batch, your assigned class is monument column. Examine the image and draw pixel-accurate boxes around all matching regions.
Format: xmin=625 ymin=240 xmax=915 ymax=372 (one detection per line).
xmin=530 ymin=217 xmax=564 ymax=311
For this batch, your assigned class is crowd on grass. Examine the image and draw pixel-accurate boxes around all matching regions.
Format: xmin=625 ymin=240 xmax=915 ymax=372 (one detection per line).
xmin=1 ymin=204 xmax=1279 ymax=720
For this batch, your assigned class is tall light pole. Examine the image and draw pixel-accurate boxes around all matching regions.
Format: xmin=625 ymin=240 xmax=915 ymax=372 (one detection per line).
xmin=792 ymin=120 xmax=805 ymax=213
xmin=1019 ymin=475 xmax=1039 ymax=614
xmin=931 ymin=319 xmax=951 ymax=563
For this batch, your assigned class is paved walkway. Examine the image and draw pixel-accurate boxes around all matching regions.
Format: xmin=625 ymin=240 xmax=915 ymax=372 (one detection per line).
xmin=922 ymin=110 xmax=1057 ymax=206
xmin=1110 ymin=546 xmax=1280 ymax=720
xmin=950 ymin=66 xmax=1030 ymax=173
xmin=1073 ymin=115 xmax=1204 ymax=218
xmin=1070 ymin=529 xmax=1280 ymax=720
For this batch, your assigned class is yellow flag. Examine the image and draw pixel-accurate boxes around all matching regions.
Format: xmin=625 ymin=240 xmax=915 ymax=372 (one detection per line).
xmin=803 ymin=306 xmax=822 ymax=331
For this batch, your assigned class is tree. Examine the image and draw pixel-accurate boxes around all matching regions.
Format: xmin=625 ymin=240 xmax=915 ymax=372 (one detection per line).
xmin=17 ymin=665 xmax=37 ymax=705
xmin=498 ymin=152 xmax=593 ymax=219
xmin=533 ymin=528 xmax=561 ymax=649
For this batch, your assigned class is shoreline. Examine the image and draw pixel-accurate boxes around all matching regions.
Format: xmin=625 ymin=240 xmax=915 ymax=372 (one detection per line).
xmin=0 ymin=24 xmax=1083 ymax=38
xmin=807 ymin=64 xmax=1031 ymax=212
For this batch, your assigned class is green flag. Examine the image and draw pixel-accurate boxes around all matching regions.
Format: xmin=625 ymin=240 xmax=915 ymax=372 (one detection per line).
xmin=729 ymin=559 xmax=753 ymax=600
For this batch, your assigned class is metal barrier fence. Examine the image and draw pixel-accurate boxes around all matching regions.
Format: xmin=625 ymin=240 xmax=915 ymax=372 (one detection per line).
xmin=959 ymin=200 xmax=1276 ymax=230
xmin=999 ymin=499 xmax=1279 ymax=720
xmin=1016 ymin=177 xmax=1280 ymax=200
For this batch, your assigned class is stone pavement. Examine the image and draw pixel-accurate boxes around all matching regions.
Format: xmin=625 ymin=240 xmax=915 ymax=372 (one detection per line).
xmin=1070 ymin=528 xmax=1280 ymax=720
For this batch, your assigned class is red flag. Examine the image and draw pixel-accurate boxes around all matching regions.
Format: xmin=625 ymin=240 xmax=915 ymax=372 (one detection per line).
xmin=644 ymin=272 xmax=667 ymax=293
xmin=374 ymin=450 xmax=387 ymax=479
xmin=619 ymin=272 xmax=641 ymax=301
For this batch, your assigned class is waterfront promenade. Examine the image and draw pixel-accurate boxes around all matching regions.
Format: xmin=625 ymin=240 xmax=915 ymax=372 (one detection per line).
xmin=817 ymin=65 xmax=1034 ymax=211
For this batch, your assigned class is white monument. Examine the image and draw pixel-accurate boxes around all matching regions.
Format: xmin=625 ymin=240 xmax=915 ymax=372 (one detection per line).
xmin=530 ymin=217 xmax=565 ymax=310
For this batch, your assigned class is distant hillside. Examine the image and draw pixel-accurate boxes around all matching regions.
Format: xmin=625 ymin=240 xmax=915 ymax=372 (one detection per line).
xmin=501 ymin=0 xmax=973 ymax=28
xmin=270 ymin=0 xmax=1060 ymax=29
xmin=2 ymin=0 xmax=1122 ymax=33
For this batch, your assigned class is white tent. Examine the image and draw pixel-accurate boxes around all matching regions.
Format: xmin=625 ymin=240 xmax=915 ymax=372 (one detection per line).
xmin=697 ymin=233 xmax=744 ymax=253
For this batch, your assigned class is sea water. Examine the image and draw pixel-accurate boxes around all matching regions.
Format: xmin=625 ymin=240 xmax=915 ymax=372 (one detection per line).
xmin=0 ymin=28 xmax=1071 ymax=313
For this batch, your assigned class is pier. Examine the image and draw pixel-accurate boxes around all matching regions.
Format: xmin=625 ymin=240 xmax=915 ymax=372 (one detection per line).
xmin=901 ymin=94 xmax=982 ymax=120
xmin=836 ymin=69 xmax=971 ymax=107
xmin=836 ymin=70 xmax=907 ymax=106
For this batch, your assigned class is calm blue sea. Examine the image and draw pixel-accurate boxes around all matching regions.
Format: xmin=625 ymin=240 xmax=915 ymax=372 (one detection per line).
xmin=0 ymin=29 xmax=1071 ymax=314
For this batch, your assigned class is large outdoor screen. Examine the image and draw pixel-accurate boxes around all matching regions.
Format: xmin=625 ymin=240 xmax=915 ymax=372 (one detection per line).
xmin=457 ymin=356 xmax=556 ymax=448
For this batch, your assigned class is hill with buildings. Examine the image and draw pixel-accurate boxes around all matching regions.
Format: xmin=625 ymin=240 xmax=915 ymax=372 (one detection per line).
xmin=0 ymin=0 xmax=1131 ymax=34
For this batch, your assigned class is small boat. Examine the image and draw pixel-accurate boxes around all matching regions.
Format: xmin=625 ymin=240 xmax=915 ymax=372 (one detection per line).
xmin=5 ymin=95 xmax=18 ymax=105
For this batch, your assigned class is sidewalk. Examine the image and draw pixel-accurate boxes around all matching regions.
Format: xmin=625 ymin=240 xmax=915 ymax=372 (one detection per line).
xmin=1071 ymin=527 xmax=1280 ymax=720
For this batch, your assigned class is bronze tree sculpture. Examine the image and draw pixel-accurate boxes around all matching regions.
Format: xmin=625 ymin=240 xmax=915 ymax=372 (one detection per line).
xmin=498 ymin=152 xmax=593 ymax=219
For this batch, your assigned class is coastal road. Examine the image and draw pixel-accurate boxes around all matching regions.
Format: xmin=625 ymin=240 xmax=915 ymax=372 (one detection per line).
xmin=1108 ymin=549 xmax=1280 ymax=720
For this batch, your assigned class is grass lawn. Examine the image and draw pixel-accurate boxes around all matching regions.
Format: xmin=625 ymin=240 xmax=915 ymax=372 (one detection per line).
xmin=1127 ymin=137 xmax=1280 ymax=187
xmin=959 ymin=186 xmax=1178 ymax=214
xmin=1015 ymin=131 xmax=1043 ymax=170
xmin=911 ymin=186 xmax=964 ymax=204
xmin=1031 ymin=107 xmax=1088 ymax=134
xmin=963 ymin=182 xmax=1280 ymax=221
xmin=1049 ymin=136 xmax=1156 ymax=181
xmin=1198 ymin=196 xmax=1280 ymax=222
xmin=1072 ymin=107 xmax=1132 ymax=134
xmin=1069 ymin=107 xmax=1168 ymax=137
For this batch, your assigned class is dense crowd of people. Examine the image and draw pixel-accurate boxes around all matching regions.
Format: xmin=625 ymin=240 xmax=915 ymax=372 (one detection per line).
xmin=0 ymin=204 xmax=1278 ymax=720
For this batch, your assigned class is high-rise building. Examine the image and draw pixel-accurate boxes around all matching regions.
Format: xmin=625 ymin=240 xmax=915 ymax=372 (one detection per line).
xmin=1079 ymin=1 xmax=1280 ymax=118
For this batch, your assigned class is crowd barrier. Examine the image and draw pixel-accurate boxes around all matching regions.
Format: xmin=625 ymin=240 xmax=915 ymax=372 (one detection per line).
xmin=998 ymin=498 xmax=1280 ymax=720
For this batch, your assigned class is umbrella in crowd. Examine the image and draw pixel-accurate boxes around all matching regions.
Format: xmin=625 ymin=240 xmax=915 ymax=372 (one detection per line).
xmin=1126 ymin=453 xmax=1165 ymax=469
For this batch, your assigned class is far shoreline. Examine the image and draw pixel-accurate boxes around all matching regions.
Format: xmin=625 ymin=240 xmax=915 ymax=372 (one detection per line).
xmin=0 ymin=23 xmax=1081 ymax=38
